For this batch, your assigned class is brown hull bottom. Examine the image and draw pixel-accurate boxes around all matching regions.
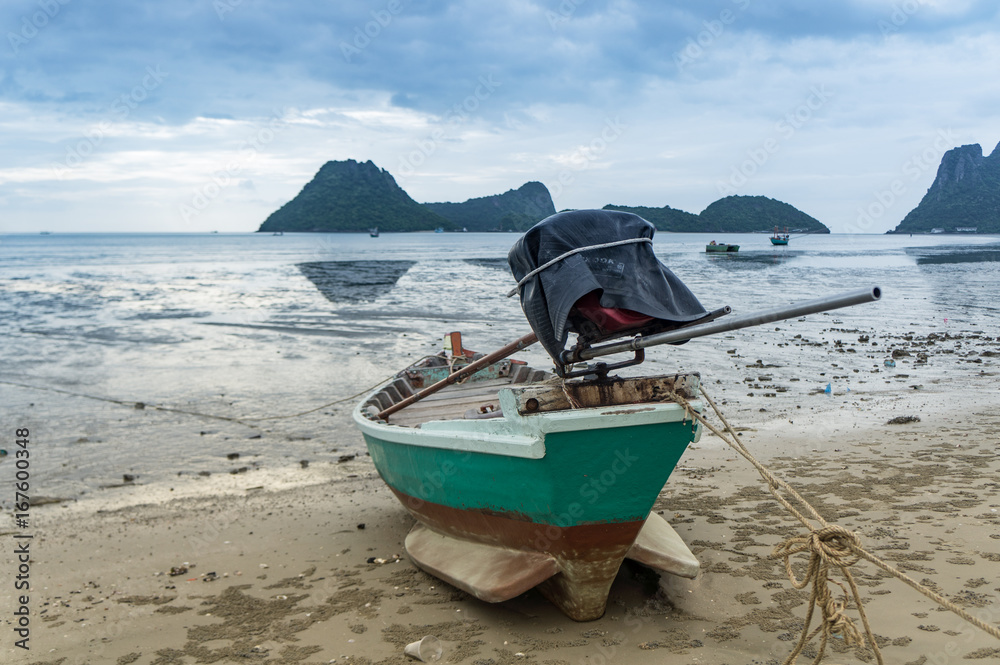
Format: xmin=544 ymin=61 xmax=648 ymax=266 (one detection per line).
xmin=389 ymin=487 xmax=651 ymax=621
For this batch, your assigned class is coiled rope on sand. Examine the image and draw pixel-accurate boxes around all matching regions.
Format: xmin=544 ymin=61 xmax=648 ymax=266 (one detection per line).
xmin=668 ymin=386 xmax=1000 ymax=665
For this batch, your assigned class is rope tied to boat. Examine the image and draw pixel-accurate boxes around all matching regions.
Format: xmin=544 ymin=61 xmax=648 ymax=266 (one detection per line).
xmin=777 ymin=525 xmax=862 ymax=575
xmin=667 ymin=386 xmax=1000 ymax=665
xmin=0 ymin=371 xmax=403 ymax=426
xmin=772 ymin=525 xmax=868 ymax=661
xmin=505 ymin=237 xmax=652 ymax=298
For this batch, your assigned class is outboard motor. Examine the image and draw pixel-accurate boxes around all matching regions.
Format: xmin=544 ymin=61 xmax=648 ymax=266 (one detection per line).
xmin=508 ymin=210 xmax=719 ymax=377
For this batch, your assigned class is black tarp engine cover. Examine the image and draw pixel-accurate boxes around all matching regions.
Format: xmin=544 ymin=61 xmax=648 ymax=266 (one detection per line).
xmin=507 ymin=209 xmax=708 ymax=363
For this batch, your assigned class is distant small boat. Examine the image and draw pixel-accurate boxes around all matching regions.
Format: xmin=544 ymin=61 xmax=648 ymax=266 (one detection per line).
xmin=706 ymin=241 xmax=739 ymax=253
xmin=272 ymin=231 xmax=284 ymax=236
xmin=370 ymin=228 xmax=379 ymax=237
xmin=770 ymin=227 xmax=790 ymax=246
xmin=435 ymin=227 xmax=444 ymax=233
xmin=39 ymin=231 xmax=52 ymax=235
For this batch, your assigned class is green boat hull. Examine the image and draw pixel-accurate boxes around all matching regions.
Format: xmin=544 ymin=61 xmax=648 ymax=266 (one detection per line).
xmin=354 ymin=368 xmax=703 ymax=619
xmin=361 ymin=419 xmax=694 ymax=527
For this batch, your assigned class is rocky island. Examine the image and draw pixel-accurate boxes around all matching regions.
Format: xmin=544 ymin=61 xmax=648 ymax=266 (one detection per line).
xmin=605 ymin=195 xmax=829 ymax=234
xmin=257 ymin=160 xmax=831 ymax=234
xmin=257 ymin=160 xmax=452 ymax=233
xmin=424 ymin=181 xmax=556 ymax=232
xmin=891 ymin=141 xmax=1000 ymax=234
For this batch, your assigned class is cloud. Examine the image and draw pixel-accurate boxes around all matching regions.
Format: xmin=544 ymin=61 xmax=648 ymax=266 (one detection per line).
xmin=1 ymin=0 xmax=999 ymax=232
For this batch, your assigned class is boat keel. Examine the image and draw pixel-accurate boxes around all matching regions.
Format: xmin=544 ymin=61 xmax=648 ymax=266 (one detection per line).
xmin=536 ymin=544 xmax=634 ymax=621
xmin=402 ymin=511 xmax=699 ymax=621
xmin=405 ymin=523 xmax=560 ymax=603
xmin=625 ymin=511 xmax=700 ymax=579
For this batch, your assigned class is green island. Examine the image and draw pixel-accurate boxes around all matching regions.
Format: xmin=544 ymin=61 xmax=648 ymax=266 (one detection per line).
xmin=604 ymin=196 xmax=828 ymax=234
xmin=258 ymin=160 xmax=452 ymax=233
xmin=254 ymin=150 xmax=997 ymax=235
xmin=424 ymin=181 xmax=556 ymax=232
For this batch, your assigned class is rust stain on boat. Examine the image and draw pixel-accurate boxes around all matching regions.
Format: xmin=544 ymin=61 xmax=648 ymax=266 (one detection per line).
xmin=405 ymin=370 xmax=425 ymax=388
xmin=388 ymin=486 xmax=645 ymax=621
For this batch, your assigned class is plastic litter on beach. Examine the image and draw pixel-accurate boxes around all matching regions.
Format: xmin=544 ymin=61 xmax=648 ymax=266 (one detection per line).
xmin=404 ymin=635 xmax=442 ymax=662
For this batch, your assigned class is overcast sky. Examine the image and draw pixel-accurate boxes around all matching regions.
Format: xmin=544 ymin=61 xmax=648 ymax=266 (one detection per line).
xmin=1 ymin=0 xmax=997 ymax=233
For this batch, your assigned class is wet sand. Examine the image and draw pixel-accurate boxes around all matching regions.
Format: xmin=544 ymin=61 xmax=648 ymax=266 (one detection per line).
xmin=4 ymin=332 xmax=1000 ymax=664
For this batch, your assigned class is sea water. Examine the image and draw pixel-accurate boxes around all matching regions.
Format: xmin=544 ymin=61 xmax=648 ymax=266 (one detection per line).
xmin=1 ymin=231 xmax=999 ymax=502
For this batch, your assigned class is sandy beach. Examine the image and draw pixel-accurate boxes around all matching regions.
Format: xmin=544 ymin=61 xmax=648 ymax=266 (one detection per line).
xmin=5 ymin=0 xmax=1000 ymax=659
xmin=5 ymin=329 xmax=1000 ymax=665
xmin=4 ymin=233 xmax=1000 ymax=663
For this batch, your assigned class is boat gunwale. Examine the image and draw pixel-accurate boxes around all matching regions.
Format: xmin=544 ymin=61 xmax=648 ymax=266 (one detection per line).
xmin=352 ymin=364 xmax=704 ymax=459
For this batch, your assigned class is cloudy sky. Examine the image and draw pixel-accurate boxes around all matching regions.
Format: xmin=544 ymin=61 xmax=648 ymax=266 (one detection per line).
xmin=1 ymin=0 xmax=998 ymax=233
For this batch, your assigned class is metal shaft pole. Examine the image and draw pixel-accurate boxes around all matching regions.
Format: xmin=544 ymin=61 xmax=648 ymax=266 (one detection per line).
xmin=564 ymin=286 xmax=881 ymax=364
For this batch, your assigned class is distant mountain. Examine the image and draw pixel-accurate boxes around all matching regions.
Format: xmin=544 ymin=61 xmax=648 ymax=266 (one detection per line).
xmin=424 ymin=182 xmax=556 ymax=232
xmin=698 ymin=196 xmax=828 ymax=233
xmin=257 ymin=159 xmax=452 ymax=233
xmin=605 ymin=195 xmax=829 ymax=234
xmin=601 ymin=204 xmax=701 ymax=231
xmin=891 ymin=142 xmax=1000 ymax=234
xmin=258 ymin=160 xmax=831 ymax=235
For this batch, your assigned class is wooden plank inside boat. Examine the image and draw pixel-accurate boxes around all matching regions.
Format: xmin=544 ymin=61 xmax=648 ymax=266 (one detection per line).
xmin=511 ymin=373 xmax=700 ymax=415
xmin=387 ymin=378 xmax=512 ymax=428
xmin=370 ymin=367 xmax=700 ymax=428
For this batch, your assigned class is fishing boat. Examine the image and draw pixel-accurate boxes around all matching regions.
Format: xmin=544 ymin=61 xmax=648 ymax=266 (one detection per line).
xmin=770 ymin=227 xmax=790 ymax=245
xmin=706 ymin=240 xmax=739 ymax=252
xmin=353 ymin=209 xmax=880 ymax=620
xmin=354 ymin=335 xmax=704 ymax=621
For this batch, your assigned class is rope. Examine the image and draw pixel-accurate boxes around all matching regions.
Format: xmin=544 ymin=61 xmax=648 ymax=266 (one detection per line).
xmin=0 ymin=352 xmax=466 ymax=427
xmin=667 ymin=386 xmax=1000 ymax=664
xmin=446 ymin=355 xmax=475 ymax=386
xmin=0 ymin=380 xmax=250 ymax=424
xmin=0 ymin=353 xmax=463 ymax=425
xmin=505 ymin=237 xmax=652 ymax=297
xmin=0 ymin=374 xmax=399 ymax=426
xmin=239 ymin=354 xmax=448 ymax=420
xmin=240 ymin=380 xmax=391 ymax=421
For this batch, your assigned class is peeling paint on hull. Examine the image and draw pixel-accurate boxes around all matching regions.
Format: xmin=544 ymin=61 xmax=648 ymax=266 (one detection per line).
xmin=391 ymin=486 xmax=645 ymax=621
